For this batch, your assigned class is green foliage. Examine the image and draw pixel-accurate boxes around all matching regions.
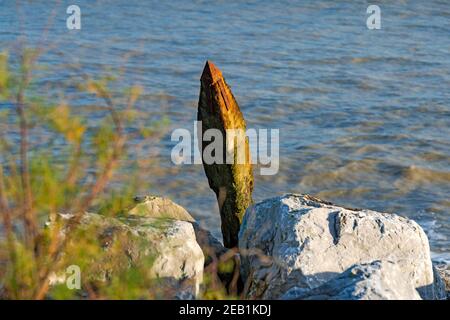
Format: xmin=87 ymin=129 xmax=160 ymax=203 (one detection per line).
xmin=0 ymin=47 xmax=237 ymax=301
xmin=30 ymin=154 xmax=64 ymax=212
xmin=2 ymin=241 xmax=38 ymax=299
xmin=48 ymin=103 xmax=86 ymax=144
xmin=0 ymin=48 xmax=171 ymax=300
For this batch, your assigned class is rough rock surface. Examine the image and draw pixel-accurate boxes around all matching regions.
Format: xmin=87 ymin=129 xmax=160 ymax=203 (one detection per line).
xmin=239 ymin=194 xmax=446 ymax=300
xmin=281 ymin=260 xmax=421 ymax=300
xmin=51 ymin=196 xmax=203 ymax=299
xmin=126 ymin=217 xmax=204 ymax=299
xmin=433 ymin=263 xmax=450 ymax=299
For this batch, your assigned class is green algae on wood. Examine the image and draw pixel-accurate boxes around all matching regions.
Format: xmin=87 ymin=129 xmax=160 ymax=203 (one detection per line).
xmin=197 ymin=61 xmax=254 ymax=248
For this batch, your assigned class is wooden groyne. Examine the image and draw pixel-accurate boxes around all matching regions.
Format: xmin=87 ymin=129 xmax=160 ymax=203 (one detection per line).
xmin=197 ymin=61 xmax=253 ymax=248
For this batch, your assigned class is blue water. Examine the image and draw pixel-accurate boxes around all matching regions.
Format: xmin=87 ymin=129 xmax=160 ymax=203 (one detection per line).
xmin=0 ymin=1 xmax=449 ymax=261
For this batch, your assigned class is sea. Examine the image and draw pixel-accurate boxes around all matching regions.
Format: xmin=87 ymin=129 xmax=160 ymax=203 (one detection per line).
xmin=0 ymin=0 xmax=448 ymax=263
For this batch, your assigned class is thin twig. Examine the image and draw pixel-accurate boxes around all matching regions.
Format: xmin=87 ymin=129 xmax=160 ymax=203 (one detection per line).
xmin=15 ymin=51 xmax=37 ymax=248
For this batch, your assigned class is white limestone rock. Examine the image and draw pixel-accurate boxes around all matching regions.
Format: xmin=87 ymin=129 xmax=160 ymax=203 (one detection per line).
xmin=239 ymin=194 xmax=445 ymax=300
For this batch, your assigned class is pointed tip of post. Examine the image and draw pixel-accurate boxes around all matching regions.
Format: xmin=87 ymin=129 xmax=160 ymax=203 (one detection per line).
xmin=201 ymin=60 xmax=223 ymax=84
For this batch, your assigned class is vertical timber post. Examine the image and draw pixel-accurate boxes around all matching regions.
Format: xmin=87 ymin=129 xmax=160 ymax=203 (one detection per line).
xmin=198 ymin=61 xmax=254 ymax=248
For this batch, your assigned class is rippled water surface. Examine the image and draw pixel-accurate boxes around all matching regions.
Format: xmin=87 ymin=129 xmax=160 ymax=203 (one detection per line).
xmin=0 ymin=1 xmax=449 ymax=261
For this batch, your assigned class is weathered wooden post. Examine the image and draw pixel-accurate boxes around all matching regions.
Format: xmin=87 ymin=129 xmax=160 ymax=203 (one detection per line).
xmin=198 ymin=61 xmax=254 ymax=248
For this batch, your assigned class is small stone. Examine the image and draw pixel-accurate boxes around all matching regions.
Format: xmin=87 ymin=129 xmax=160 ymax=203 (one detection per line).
xmin=128 ymin=196 xmax=195 ymax=222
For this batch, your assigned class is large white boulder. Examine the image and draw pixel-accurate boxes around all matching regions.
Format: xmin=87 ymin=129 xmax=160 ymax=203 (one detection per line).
xmin=239 ymin=194 xmax=446 ymax=300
